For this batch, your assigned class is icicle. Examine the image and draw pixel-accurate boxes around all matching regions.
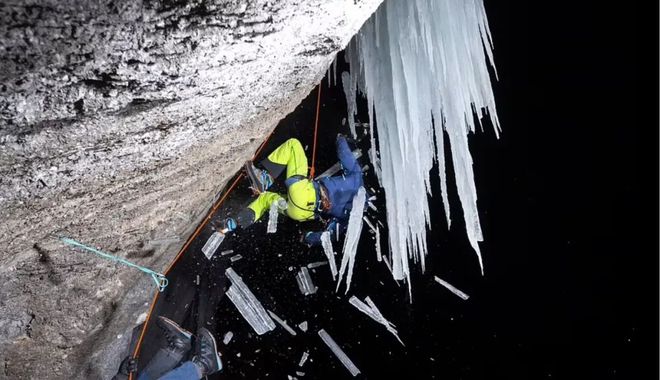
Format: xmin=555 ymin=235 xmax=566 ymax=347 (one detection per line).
xmin=267 ymin=310 xmax=297 ymax=336
xmin=434 ymin=276 xmax=470 ymax=300
xmin=320 ymin=231 xmax=338 ymax=280
xmin=267 ymin=201 xmax=279 ymax=233
xmin=341 ymin=71 xmax=358 ymax=138
xmin=349 ymin=296 xmax=405 ymax=346
xmin=225 ymin=268 xmax=275 ymax=335
xmin=336 ymin=187 xmax=366 ymax=293
xmin=375 ymin=226 xmax=382 ymax=262
xmin=318 ymin=329 xmax=361 ymax=377
xmin=343 ymin=0 xmax=500 ymax=287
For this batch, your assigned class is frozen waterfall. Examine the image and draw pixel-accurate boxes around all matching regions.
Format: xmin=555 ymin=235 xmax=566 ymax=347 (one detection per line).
xmin=342 ymin=0 xmax=500 ymax=289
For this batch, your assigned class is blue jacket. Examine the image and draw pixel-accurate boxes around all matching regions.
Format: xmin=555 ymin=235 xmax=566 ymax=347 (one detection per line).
xmin=305 ymin=136 xmax=363 ymax=246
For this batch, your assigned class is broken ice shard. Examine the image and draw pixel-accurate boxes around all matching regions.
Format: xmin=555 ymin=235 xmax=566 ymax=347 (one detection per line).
xmin=349 ymin=296 xmax=404 ymax=346
xmin=344 ymin=0 xmax=500 ymax=286
xmin=223 ymin=331 xmax=233 ymax=345
xmin=318 ymin=329 xmax=361 ymax=377
xmin=320 ymin=231 xmax=338 ymax=280
xmin=298 ymin=321 xmax=308 ymax=332
xmin=201 ymin=231 xmax=224 ymax=260
xmin=220 ymin=249 xmax=234 ymax=256
xmin=362 ymin=216 xmax=377 ymax=234
xmin=267 ymin=200 xmax=278 ymax=233
xmin=307 ymin=261 xmax=328 ymax=269
xmin=296 ymin=267 xmax=318 ymax=295
xmin=225 ymin=268 xmax=276 ymax=335
xmin=299 ymin=351 xmax=309 ymax=367
xmin=336 ymin=187 xmax=366 ymax=294
xmin=375 ymin=226 xmax=382 ymax=262
xmin=434 ymin=276 xmax=470 ymax=300
xmin=230 ymin=254 xmax=243 ymax=262
xmin=267 ymin=310 xmax=297 ymax=336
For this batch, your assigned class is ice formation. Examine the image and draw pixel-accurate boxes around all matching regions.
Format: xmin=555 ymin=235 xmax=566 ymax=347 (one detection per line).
xmin=320 ymin=231 xmax=338 ymax=279
xmin=318 ymin=329 xmax=361 ymax=377
xmin=434 ymin=276 xmax=470 ymax=300
xmin=225 ymin=268 xmax=276 ymax=335
xmin=375 ymin=226 xmax=382 ymax=262
xmin=342 ymin=0 xmax=499 ymax=288
xmin=336 ymin=187 xmax=366 ymax=293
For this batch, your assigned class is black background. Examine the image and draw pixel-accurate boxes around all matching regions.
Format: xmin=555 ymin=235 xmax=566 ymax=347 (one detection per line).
xmin=136 ymin=1 xmax=658 ymax=379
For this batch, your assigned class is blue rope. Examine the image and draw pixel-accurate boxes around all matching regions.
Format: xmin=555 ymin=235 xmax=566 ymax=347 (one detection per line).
xmin=60 ymin=237 xmax=168 ymax=292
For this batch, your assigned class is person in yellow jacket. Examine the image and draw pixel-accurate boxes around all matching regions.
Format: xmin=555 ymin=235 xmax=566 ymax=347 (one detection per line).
xmin=218 ymin=134 xmax=363 ymax=246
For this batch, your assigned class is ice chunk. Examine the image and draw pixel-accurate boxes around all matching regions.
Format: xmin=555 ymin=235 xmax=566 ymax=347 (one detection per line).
xmin=298 ymin=321 xmax=308 ymax=332
xmin=230 ymin=254 xmax=243 ymax=262
xmin=296 ymin=267 xmax=318 ymax=295
xmin=298 ymin=351 xmax=309 ymax=367
xmin=307 ymin=261 xmax=328 ymax=269
xmin=267 ymin=201 xmax=278 ymax=234
xmin=367 ymin=201 xmax=378 ymax=212
xmin=318 ymin=329 xmax=361 ymax=377
xmin=434 ymin=276 xmax=470 ymax=300
xmin=225 ymin=268 xmax=276 ymax=335
xmin=336 ymin=187 xmax=366 ymax=294
xmin=223 ymin=331 xmax=233 ymax=345
xmin=220 ymin=249 xmax=234 ymax=256
xmin=201 ymin=232 xmax=224 ymax=260
xmin=296 ymin=371 xmax=305 ymax=377
xmin=320 ymin=232 xmax=338 ymax=280
xmin=267 ymin=310 xmax=297 ymax=336
xmin=343 ymin=0 xmax=500 ymax=288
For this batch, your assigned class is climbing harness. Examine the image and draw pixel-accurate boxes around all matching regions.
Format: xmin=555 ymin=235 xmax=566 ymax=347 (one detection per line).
xmin=59 ymin=237 xmax=168 ymax=292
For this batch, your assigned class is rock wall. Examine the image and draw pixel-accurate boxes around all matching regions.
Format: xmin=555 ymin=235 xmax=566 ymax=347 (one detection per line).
xmin=0 ymin=0 xmax=383 ymax=378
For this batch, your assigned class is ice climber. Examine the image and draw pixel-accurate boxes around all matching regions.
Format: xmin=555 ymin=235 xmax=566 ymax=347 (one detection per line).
xmin=217 ymin=134 xmax=363 ymax=246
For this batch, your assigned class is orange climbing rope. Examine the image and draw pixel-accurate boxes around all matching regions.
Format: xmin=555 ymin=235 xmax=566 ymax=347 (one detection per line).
xmin=128 ymin=130 xmax=275 ymax=380
xmin=309 ymin=83 xmax=322 ymax=179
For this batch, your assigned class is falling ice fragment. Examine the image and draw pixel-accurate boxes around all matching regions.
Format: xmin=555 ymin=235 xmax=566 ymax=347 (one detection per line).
xmin=267 ymin=201 xmax=278 ymax=234
xmin=375 ymin=226 xmax=382 ymax=262
xmin=220 ymin=249 xmax=234 ymax=256
xmin=230 ymin=254 xmax=243 ymax=263
xmin=202 ymin=231 xmax=224 ymax=260
xmin=434 ymin=276 xmax=470 ymax=300
xmin=320 ymin=232 xmax=338 ymax=280
xmin=296 ymin=371 xmax=305 ymax=377
xmin=307 ymin=261 xmax=328 ymax=269
xmin=362 ymin=216 xmax=377 ymax=234
xmin=225 ymin=268 xmax=276 ymax=335
xmin=267 ymin=310 xmax=297 ymax=336
xmin=296 ymin=267 xmax=318 ymax=295
xmin=318 ymin=329 xmax=361 ymax=377
xmin=367 ymin=201 xmax=378 ymax=212
xmin=223 ymin=331 xmax=233 ymax=345
xmin=298 ymin=321 xmax=308 ymax=332
xmin=336 ymin=187 xmax=366 ymax=294
xmin=298 ymin=351 xmax=309 ymax=367
xmin=348 ymin=296 xmax=404 ymax=346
